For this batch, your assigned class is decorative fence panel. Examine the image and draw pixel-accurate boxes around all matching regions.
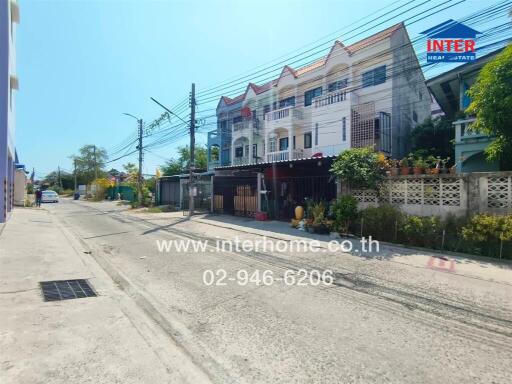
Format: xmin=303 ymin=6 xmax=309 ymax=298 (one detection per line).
xmin=347 ymin=172 xmax=512 ymax=218
xmin=350 ymin=175 xmax=466 ymax=217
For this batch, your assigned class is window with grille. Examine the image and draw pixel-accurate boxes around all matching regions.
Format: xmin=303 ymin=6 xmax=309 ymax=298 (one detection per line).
xmin=362 ymin=65 xmax=386 ymax=88
xmin=304 ymin=87 xmax=322 ymax=107
xmin=328 ymin=79 xmax=348 ymax=92
xmin=342 ymin=118 xmax=346 ymax=142
xmin=315 ymin=123 xmax=319 ymax=146
xmin=304 ymin=132 xmax=312 ymax=148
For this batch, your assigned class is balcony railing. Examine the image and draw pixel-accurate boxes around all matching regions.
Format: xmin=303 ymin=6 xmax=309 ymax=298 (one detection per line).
xmin=266 ymin=149 xmax=311 ymax=162
xmin=313 ymin=90 xmax=347 ymax=108
xmin=233 ymin=119 xmax=261 ymax=132
xmin=265 ymin=106 xmax=303 ymax=122
xmin=232 ymin=156 xmax=250 ymax=166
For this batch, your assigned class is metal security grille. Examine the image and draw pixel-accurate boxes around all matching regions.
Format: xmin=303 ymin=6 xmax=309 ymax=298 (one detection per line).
xmin=40 ymin=279 xmax=97 ymax=301
xmin=351 ymin=102 xmax=375 ymax=148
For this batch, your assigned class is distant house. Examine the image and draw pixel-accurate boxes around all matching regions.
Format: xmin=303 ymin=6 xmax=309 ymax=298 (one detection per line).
xmin=427 ymin=48 xmax=504 ymax=173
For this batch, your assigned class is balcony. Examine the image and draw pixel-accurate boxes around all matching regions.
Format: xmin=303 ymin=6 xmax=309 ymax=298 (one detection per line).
xmin=265 ymin=106 xmax=303 ymax=121
xmin=266 ymin=149 xmax=311 ymax=163
xmin=264 ymin=107 xmax=303 ymax=132
xmin=232 ymin=156 xmax=251 ymax=166
xmin=313 ymin=90 xmax=347 ymax=108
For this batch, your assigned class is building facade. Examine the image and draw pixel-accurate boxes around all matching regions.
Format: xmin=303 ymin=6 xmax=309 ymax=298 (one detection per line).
xmin=427 ymin=48 xmax=503 ymax=173
xmin=207 ymin=22 xmax=430 ymax=170
xmin=0 ymin=0 xmax=20 ymax=222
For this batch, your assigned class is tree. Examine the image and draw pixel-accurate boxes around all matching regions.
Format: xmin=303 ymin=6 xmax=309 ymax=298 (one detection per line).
xmin=410 ymin=117 xmax=454 ymax=160
xmin=466 ymin=45 xmax=512 ymax=166
xmin=330 ymin=147 xmax=383 ymax=189
xmin=161 ymin=145 xmax=208 ymax=176
xmin=43 ymin=170 xmax=75 ymax=191
xmin=72 ymin=145 xmax=108 ymax=184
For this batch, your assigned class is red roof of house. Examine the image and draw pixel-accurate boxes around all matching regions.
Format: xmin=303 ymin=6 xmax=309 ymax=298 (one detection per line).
xmin=219 ymin=23 xmax=403 ymax=106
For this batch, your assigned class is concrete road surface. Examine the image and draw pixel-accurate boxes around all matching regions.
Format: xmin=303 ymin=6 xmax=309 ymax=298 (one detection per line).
xmin=3 ymin=198 xmax=512 ymax=384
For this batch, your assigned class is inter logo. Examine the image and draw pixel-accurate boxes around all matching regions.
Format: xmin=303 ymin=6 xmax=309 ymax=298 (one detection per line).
xmin=421 ymin=19 xmax=481 ymax=63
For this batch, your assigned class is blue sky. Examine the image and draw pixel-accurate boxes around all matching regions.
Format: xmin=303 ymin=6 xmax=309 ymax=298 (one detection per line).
xmin=15 ymin=0 xmax=510 ymax=178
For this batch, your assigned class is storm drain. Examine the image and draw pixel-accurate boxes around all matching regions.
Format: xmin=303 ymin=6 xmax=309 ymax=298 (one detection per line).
xmin=39 ymin=279 xmax=97 ymax=302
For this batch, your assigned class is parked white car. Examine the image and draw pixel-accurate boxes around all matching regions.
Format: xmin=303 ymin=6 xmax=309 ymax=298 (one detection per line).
xmin=41 ymin=190 xmax=59 ymax=203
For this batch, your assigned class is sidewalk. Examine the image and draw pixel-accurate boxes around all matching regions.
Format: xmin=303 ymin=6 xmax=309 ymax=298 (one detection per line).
xmin=0 ymin=207 xmax=209 ymax=384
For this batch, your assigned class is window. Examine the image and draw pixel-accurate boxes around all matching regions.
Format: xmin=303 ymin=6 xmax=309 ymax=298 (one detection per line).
xmin=362 ymin=65 xmax=386 ymax=88
xmin=235 ymin=147 xmax=243 ymax=158
xmin=233 ymin=116 xmax=243 ymax=124
xmin=304 ymin=132 xmax=312 ymax=149
xmin=252 ymin=144 xmax=258 ymax=158
xmin=304 ymin=87 xmax=322 ymax=107
xmin=278 ymin=96 xmax=295 ymax=109
xmin=342 ymin=117 xmax=346 ymax=142
xmin=413 ymin=110 xmax=418 ymax=123
xmin=328 ymin=79 xmax=348 ymax=92
xmin=293 ymin=136 xmax=296 ymax=149
xmin=279 ymin=137 xmax=289 ymax=151
xmin=269 ymin=138 xmax=276 ymax=152
xmin=263 ymin=105 xmax=270 ymax=120
xmin=315 ymin=123 xmax=319 ymax=146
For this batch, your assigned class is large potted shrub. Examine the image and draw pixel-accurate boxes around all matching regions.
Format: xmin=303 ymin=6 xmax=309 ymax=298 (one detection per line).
xmin=412 ymin=158 xmax=426 ymax=175
xmin=399 ymin=157 xmax=410 ymax=175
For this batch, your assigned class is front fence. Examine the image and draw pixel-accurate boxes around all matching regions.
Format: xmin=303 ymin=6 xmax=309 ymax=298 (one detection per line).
xmin=347 ymin=172 xmax=512 ymax=217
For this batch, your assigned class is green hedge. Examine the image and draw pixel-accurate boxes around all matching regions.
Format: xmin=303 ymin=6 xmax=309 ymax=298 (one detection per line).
xmin=354 ymin=205 xmax=511 ymax=259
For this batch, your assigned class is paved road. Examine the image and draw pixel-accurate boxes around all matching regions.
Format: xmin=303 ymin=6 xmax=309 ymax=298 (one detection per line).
xmin=48 ymin=199 xmax=512 ymax=384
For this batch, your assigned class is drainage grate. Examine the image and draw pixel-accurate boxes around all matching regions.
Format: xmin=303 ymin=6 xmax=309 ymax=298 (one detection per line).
xmin=39 ymin=279 xmax=97 ymax=302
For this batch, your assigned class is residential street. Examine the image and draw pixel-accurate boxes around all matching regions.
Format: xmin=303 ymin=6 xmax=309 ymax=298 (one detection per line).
xmin=2 ymin=199 xmax=511 ymax=384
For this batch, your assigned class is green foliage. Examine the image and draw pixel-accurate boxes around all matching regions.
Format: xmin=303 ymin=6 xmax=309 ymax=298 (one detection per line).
xmin=402 ymin=215 xmax=442 ymax=248
xmin=26 ymin=183 xmax=34 ymax=194
xmin=410 ymin=117 xmax=454 ymax=160
xmin=161 ymin=145 xmax=208 ymax=176
xmin=330 ymin=146 xmax=382 ymax=189
xmin=466 ymin=45 xmax=512 ymax=166
xmin=360 ymin=204 xmax=404 ymax=242
xmin=71 ymin=144 xmax=108 ymax=185
xmin=462 ymin=214 xmax=512 ymax=256
xmin=331 ymin=196 xmax=359 ymax=233
xmin=311 ymin=201 xmax=326 ymax=225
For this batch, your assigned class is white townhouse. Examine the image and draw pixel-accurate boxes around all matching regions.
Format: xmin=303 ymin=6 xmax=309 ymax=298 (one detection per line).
xmin=210 ymin=22 xmax=430 ymax=169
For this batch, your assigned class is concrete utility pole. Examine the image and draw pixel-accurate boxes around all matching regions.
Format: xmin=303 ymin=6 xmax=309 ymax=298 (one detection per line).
xmin=137 ymin=118 xmax=144 ymax=206
xmin=93 ymin=145 xmax=98 ymax=180
xmin=73 ymin=159 xmax=77 ymax=192
xmin=189 ymin=83 xmax=196 ymax=216
xmin=57 ymin=166 xmax=62 ymax=189
xmin=123 ymin=113 xmax=144 ymax=206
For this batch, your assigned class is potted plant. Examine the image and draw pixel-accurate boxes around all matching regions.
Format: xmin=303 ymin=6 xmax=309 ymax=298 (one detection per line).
xmin=412 ymin=158 xmax=426 ymax=175
xmin=399 ymin=157 xmax=410 ymax=175
xmin=311 ymin=201 xmax=326 ymax=233
xmin=431 ymin=156 xmax=441 ymax=174
xmin=389 ymin=159 xmax=399 ymax=176
xmin=441 ymin=157 xmax=451 ymax=174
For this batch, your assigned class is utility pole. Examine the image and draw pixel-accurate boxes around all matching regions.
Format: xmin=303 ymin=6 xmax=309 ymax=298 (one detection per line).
xmin=93 ymin=145 xmax=98 ymax=180
xmin=73 ymin=158 xmax=77 ymax=192
xmin=57 ymin=166 xmax=62 ymax=189
xmin=189 ymin=83 xmax=196 ymax=216
xmin=137 ymin=118 xmax=144 ymax=206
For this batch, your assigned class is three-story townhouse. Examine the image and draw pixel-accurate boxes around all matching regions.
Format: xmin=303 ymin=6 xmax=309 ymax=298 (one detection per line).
xmin=208 ymin=22 xmax=430 ymax=219
xmin=207 ymin=22 xmax=430 ymax=170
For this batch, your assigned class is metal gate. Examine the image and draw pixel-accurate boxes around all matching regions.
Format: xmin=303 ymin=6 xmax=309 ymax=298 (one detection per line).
xmin=182 ymin=178 xmax=212 ymax=213
xmin=213 ymin=175 xmax=257 ymax=217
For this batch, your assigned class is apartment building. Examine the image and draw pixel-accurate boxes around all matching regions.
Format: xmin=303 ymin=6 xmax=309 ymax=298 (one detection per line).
xmin=0 ymin=0 xmax=20 ymax=223
xmin=207 ymin=22 xmax=430 ymax=169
